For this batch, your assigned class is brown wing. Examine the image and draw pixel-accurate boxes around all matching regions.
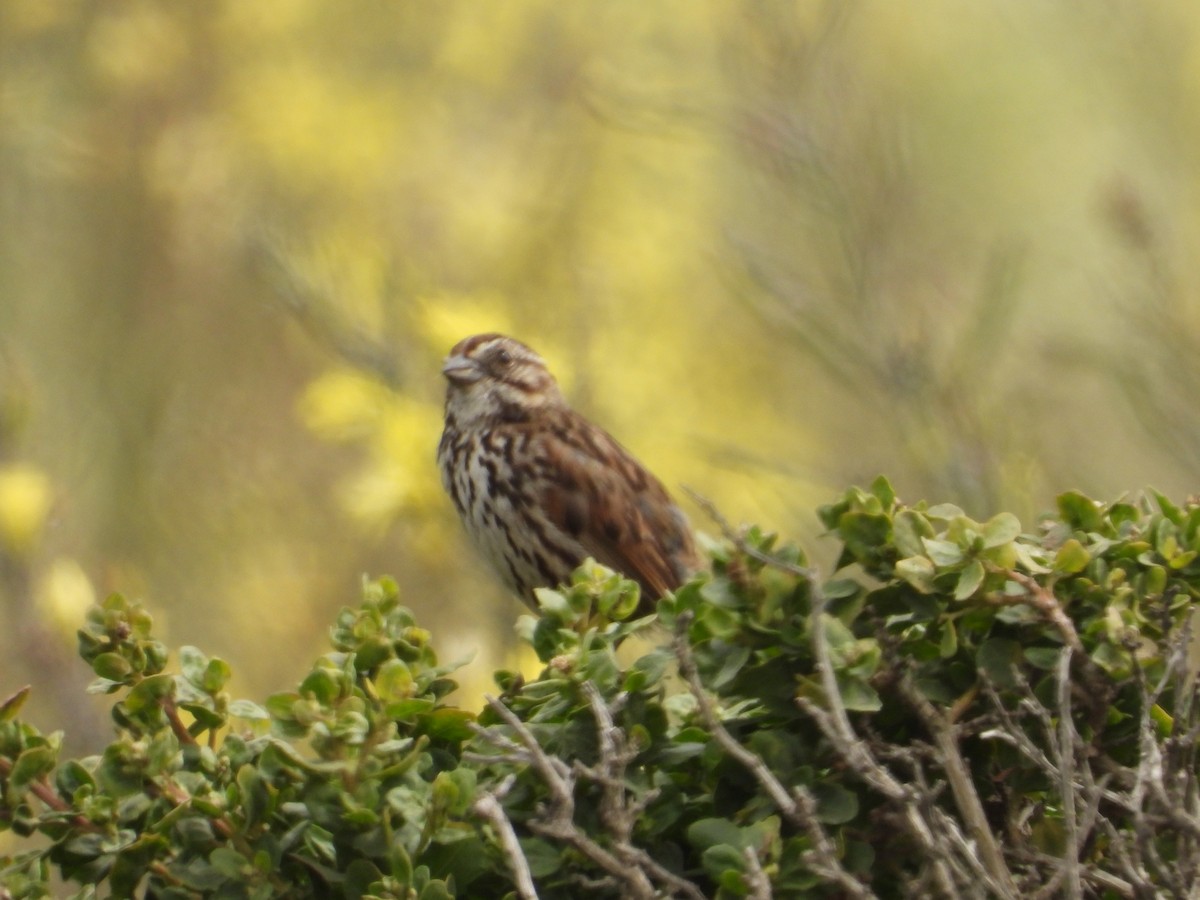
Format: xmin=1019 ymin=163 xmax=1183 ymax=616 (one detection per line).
xmin=533 ymin=409 xmax=698 ymax=602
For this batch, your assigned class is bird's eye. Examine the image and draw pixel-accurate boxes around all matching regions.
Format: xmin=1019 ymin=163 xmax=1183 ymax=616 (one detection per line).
xmin=494 ymin=348 xmax=513 ymax=367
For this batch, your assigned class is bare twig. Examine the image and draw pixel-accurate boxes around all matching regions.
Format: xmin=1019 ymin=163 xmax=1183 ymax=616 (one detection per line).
xmin=1055 ymin=648 xmax=1083 ymax=900
xmin=0 ymin=757 xmax=97 ymax=832
xmin=986 ymin=571 xmax=1083 ymax=655
xmin=742 ymin=845 xmax=773 ymax=900
xmin=473 ymin=694 xmax=706 ymax=900
xmin=580 ymin=682 xmax=636 ymax=842
xmin=472 ymin=775 xmax=538 ymax=900
xmin=575 ymin=683 xmax=707 ymax=900
xmin=162 ymin=695 xmax=198 ymax=746
xmin=673 ymin=613 xmax=875 ymax=899
xmin=983 ymin=570 xmax=1112 ymax=724
xmin=977 ymin=677 xmax=1059 ymax=783
xmin=800 ymin=587 xmax=982 ymax=898
xmin=674 ymin=618 xmax=804 ymax=824
xmin=693 ymin=491 xmax=983 ymax=893
xmin=684 ymin=489 xmax=815 ymax=580
xmin=684 ymin=495 xmax=976 ymax=896
xmin=896 ymin=673 xmax=1017 ymax=897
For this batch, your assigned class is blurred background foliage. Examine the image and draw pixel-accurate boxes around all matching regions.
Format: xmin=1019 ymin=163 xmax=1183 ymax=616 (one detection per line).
xmin=1 ymin=0 xmax=1200 ymax=751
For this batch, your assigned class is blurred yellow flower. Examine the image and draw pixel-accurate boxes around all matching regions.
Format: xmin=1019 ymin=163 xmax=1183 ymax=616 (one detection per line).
xmin=297 ymin=367 xmax=392 ymax=441
xmin=37 ymin=558 xmax=96 ymax=634
xmin=0 ymin=463 xmax=52 ymax=555
xmin=419 ymin=293 xmax=513 ymax=355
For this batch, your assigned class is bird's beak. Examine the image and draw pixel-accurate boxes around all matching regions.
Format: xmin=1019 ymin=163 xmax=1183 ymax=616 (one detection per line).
xmin=441 ymin=354 xmax=483 ymax=385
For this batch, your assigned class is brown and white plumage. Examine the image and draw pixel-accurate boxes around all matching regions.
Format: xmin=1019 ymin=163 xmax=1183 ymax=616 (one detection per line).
xmin=437 ymin=333 xmax=698 ymax=614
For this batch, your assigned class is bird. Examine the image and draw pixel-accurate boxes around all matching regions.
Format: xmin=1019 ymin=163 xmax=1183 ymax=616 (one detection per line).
xmin=437 ymin=333 xmax=699 ymax=616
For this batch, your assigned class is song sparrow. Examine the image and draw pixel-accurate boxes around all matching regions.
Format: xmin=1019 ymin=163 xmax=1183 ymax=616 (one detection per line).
xmin=437 ymin=333 xmax=698 ymax=615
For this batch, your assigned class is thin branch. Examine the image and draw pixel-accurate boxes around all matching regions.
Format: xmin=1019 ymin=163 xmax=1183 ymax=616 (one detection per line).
xmin=0 ymin=757 xmax=97 ymax=832
xmin=684 ymin=489 xmax=815 ymax=581
xmin=742 ymin=845 xmax=773 ymax=900
xmin=480 ymin=696 xmax=573 ymax=808
xmin=799 ymin=591 xmax=968 ymax=898
xmin=472 ymin=775 xmax=538 ymax=900
xmin=983 ymin=570 xmax=1112 ymax=724
xmin=674 ymin=612 xmax=875 ymax=899
xmin=896 ymin=673 xmax=1017 ymax=898
xmin=161 ymin=695 xmax=198 ymax=746
xmin=476 ymin=694 xmax=704 ymax=900
xmin=987 ymin=571 xmax=1083 ymax=655
xmin=674 ymin=618 xmax=806 ymax=824
xmin=580 ymin=682 xmax=635 ymax=843
xmin=682 ymin=498 xmax=968 ymax=896
xmin=1055 ymin=648 xmax=1083 ymax=900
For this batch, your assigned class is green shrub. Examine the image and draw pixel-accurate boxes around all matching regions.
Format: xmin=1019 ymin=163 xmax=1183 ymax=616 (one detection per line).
xmin=2 ymin=478 xmax=1198 ymax=897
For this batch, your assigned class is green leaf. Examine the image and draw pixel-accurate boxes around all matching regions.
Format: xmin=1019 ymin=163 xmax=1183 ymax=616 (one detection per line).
xmin=823 ymin=578 xmax=861 ymax=600
xmin=1057 ymin=491 xmax=1102 ymax=532
xmin=922 ymin=538 xmax=964 ymax=567
xmin=1152 ymin=489 xmax=1183 ymax=525
xmin=423 ymin=708 xmax=475 ymax=742
xmin=209 ymin=847 xmax=247 ymax=879
xmin=386 ymin=698 xmax=435 ymax=720
xmin=56 ymin=759 xmax=96 ymax=798
xmin=1168 ymin=549 xmax=1197 ymax=570
xmin=895 ymin=556 xmax=935 ymax=593
xmin=982 ymin=512 xmax=1021 ymax=548
xmin=8 ymin=746 xmax=57 ymax=800
xmin=597 ymin=576 xmax=640 ymax=621
xmin=343 ymin=859 xmax=383 ymax=900
xmin=532 ymin=587 xmax=574 ymax=622
xmin=869 ymin=475 xmax=896 ymax=508
xmin=925 ymin=503 xmax=965 ymax=521
xmin=1024 ymin=647 xmax=1062 ymax=670
xmin=518 ymin=838 xmax=563 ymax=877
xmin=1053 ymin=539 xmax=1090 ymax=574
xmin=0 ymin=685 xmax=31 ymax=722
xmin=265 ymin=691 xmax=300 ymax=721
xmin=1013 ymin=541 xmax=1051 ymax=574
xmin=893 ymin=510 xmax=934 ymax=559
xmin=202 ymin=658 xmax=231 ymax=694
xmin=710 ymin=644 xmax=751 ymax=689
xmin=123 ymin=673 xmax=175 ymax=713
xmin=813 ymin=782 xmax=859 ymax=824
xmin=938 ymin=621 xmax=958 ymax=658
xmin=835 ymin=674 xmax=882 ymax=712
xmin=978 ymin=638 xmax=1022 ymax=688
xmin=180 ymin=702 xmax=223 ymax=730
xmin=688 ymin=818 xmax=748 ymax=851
xmin=91 ymin=652 xmax=133 ymax=682
xmin=624 ymin=648 xmax=671 ymax=692
xmin=179 ymin=645 xmax=208 ymax=686
xmin=836 ymin=511 xmax=892 ymax=565
xmin=375 ymin=658 xmax=415 ymax=702
xmin=418 ymin=880 xmax=455 ymax=900
xmin=700 ymin=576 xmax=741 ymax=609
xmin=299 ymin=667 xmax=341 ymax=706
xmin=237 ymin=764 xmax=270 ymax=827
xmin=227 ymin=699 xmax=270 ymax=721
xmin=1149 ymin=703 xmax=1173 ymax=738
xmin=820 ymin=614 xmax=855 ymax=650
xmin=1141 ymin=564 xmax=1167 ymax=597
xmin=702 ymin=844 xmax=748 ymax=887
xmin=954 ymin=560 xmax=985 ymax=600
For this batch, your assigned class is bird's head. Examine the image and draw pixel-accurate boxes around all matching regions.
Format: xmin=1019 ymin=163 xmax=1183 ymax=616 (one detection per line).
xmin=441 ymin=333 xmax=565 ymax=426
